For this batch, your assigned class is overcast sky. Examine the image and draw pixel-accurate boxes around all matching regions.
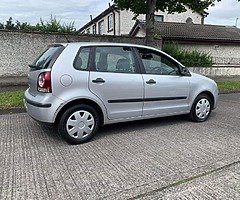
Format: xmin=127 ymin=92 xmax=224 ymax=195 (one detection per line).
xmin=0 ymin=0 xmax=239 ymax=29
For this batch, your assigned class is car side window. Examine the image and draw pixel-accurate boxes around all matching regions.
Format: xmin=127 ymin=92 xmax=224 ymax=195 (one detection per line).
xmin=74 ymin=47 xmax=90 ymax=70
xmin=94 ymin=46 xmax=136 ymax=73
xmin=136 ymin=48 xmax=180 ymax=76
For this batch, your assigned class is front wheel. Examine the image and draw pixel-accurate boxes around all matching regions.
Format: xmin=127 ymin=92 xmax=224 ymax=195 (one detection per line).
xmin=189 ymin=94 xmax=212 ymax=122
xmin=58 ymin=104 xmax=100 ymax=144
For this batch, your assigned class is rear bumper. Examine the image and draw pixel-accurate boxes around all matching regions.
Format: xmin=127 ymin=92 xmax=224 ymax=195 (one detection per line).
xmin=24 ymin=89 xmax=64 ymax=123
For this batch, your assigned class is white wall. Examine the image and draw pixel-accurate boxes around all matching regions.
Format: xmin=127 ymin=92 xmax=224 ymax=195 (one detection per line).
xmin=82 ymin=12 xmax=120 ymax=36
xmin=189 ymin=67 xmax=240 ymax=77
xmin=120 ymin=7 xmax=203 ymax=35
xmin=180 ymin=44 xmax=240 ymax=65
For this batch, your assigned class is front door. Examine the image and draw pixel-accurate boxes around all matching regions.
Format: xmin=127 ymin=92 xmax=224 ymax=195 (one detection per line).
xmin=89 ymin=46 xmax=144 ymax=120
xmin=135 ymin=47 xmax=190 ymax=116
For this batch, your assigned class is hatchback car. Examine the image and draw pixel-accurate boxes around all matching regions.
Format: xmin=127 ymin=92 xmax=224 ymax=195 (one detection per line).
xmin=24 ymin=42 xmax=219 ymax=144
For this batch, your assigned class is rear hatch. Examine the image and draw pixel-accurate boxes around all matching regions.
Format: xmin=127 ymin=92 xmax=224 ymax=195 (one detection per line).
xmin=28 ymin=44 xmax=65 ymax=96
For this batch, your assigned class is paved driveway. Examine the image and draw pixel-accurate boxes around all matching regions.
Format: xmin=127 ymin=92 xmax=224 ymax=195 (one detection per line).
xmin=0 ymin=93 xmax=240 ymax=200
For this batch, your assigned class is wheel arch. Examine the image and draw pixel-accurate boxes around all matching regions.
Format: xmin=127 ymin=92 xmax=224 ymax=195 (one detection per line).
xmin=54 ymin=98 xmax=105 ymax=126
xmin=196 ymin=90 xmax=215 ymax=108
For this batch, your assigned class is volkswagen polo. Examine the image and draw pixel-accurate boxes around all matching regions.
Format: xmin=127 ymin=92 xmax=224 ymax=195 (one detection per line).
xmin=24 ymin=42 xmax=219 ymax=144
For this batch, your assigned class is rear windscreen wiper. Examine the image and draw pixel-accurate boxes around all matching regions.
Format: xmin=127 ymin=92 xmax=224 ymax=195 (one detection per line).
xmin=29 ymin=64 xmax=37 ymax=68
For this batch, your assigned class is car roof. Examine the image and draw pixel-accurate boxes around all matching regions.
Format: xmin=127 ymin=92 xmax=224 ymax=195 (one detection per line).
xmin=59 ymin=42 xmax=160 ymax=51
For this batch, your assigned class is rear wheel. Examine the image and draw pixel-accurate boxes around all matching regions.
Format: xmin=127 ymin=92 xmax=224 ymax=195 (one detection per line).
xmin=189 ymin=94 xmax=212 ymax=122
xmin=58 ymin=104 xmax=100 ymax=144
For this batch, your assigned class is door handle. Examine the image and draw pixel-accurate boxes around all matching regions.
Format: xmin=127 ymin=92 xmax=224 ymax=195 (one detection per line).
xmin=146 ymin=79 xmax=156 ymax=84
xmin=92 ymin=78 xmax=105 ymax=83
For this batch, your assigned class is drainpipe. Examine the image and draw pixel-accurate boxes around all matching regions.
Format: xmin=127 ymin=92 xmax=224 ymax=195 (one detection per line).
xmin=115 ymin=9 xmax=120 ymax=35
xmin=113 ymin=11 xmax=116 ymax=36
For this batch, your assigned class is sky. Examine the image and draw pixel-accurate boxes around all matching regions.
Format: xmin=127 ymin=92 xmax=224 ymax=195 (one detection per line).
xmin=0 ymin=0 xmax=239 ymax=29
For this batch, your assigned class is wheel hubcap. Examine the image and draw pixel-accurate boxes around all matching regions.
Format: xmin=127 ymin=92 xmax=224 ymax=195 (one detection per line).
xmin=196 ymin=98 xmax=211 ymax=119
xmin=66 ymin=110 xmax=95 ymax=139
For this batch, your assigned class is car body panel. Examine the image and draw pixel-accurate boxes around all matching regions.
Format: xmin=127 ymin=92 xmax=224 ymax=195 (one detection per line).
xmin=89 ymin=71 xmax=144 ymax=120
xmin=142 ymin=74 xmax=190 ymax=116
xmin=24 ymin=42 xmax=219 ymax=126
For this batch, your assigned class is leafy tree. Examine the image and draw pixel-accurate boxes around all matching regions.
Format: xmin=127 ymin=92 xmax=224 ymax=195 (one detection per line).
xmin=113 ymin=0 xmax=239 ymax=44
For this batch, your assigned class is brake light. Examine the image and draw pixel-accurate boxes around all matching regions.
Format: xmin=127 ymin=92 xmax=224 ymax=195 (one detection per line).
xmin=37 ymin=71 xmax=52 ymax=93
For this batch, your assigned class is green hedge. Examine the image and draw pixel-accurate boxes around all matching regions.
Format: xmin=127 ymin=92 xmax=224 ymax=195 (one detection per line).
xmin=162 ymin=42 xmax=213 ymax=67
xmin=0 ymin=16 xmax=76 ymax=33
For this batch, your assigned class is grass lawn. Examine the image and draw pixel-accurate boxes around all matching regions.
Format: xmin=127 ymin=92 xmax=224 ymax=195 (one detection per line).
xmin=0 ymin=90 xmax=24 ymax=109
xmin=0 ymin=81 xmax=240 ymax=109
xmin=216 ymin=80 xmax=240 ymax=92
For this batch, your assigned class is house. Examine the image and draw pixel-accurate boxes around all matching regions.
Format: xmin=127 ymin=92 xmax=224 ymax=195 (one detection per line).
xmin=78 ymin=4 xmax=206 ymax=36
xmin=130 ymin=21 xmax=240 ymax=66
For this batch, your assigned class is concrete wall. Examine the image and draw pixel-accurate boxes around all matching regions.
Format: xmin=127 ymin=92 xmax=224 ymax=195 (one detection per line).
xmin=0 ymin=30 xmax=162 ymax=78
xmin=189 ymin=67 xmax=240 ymax=77
xmin=180 ymin=44 xmax=240 ymax=65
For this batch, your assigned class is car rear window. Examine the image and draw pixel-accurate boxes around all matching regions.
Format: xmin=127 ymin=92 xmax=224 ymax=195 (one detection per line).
xmin=30 ymin=45 xmax=64 ymax=71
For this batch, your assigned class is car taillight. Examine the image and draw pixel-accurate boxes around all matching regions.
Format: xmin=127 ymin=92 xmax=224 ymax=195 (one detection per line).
xmin=37 ymin=71 xmax=52 ymax=93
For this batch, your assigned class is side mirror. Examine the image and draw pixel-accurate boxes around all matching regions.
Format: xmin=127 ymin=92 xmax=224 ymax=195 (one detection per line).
xmin=181 ymin=67 xmax=191 ymax=76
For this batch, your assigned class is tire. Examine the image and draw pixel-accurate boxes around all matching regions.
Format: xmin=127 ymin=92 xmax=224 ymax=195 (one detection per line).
xmin=189 ymin=94 xmax=213 ymax=122
xmin=57 ymin=104 xmax=100 ymax=144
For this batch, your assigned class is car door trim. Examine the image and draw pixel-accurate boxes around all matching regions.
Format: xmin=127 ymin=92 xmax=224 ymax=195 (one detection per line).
xmin=108 ymin=96 xmax=187 ymax=103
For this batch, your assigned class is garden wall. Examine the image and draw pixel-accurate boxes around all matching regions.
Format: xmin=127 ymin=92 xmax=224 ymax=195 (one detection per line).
xmin=189 ymin=66 xmax=240 ymax=77
xmin=0 ymin=30 xmax=162 ymax=77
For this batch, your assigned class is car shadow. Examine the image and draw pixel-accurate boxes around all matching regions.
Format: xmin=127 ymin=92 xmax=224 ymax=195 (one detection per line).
xmin=94 ymin=114 xmax=190 ymax=140
xmin=37 ymin=122 xmax=64 ymax=143
xmin=37 ymin=111 xmax=217 ymax=144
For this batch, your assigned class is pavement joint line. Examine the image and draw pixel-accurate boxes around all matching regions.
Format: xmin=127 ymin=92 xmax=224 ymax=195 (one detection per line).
xmin=128 ymin=159 xmax=240 ymax=199
xmin=219 ymin=100 xmax=240 ymax=104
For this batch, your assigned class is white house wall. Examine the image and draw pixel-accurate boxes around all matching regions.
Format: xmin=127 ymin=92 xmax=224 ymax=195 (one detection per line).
xmin=162 ymin=9 xmax=202 ymax=24
xmin=135 ymin=29 xmax=146 ymax=37
xmin=82 ymin=7 xmax=202 ymax=36
xmin=120 ymin=8 xmax=202 ymax=35
xmin=83 ymin=12 xmax=120 ymax=35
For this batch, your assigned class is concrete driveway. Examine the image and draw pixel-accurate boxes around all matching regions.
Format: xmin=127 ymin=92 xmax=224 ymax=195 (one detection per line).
xmin=0 ymin=93 xmax=240 ymax=200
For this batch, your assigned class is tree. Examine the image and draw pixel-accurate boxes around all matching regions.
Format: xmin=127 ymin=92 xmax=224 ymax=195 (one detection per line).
xmin=113 ymin=0 xmax=238 ymax=45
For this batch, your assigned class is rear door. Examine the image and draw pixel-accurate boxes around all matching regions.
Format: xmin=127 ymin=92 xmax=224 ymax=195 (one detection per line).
xmin=135 ymin=47 xmax=190 ymax=116
xmin=89 ymin=46 xmax=144 ymax=120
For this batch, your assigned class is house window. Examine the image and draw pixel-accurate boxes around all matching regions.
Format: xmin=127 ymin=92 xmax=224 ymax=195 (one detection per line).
xmin=86 ymin=28 xmax=90 ymax=34
xmin=98 ymin=20 xmax=104 ymax=35
xmin=154 ymin=15 xmax=164 ymax=22
xmin=92 ymin=24 xmax=96 ymax=34
xmin=108 ymin=14 xmax=113 ymax=32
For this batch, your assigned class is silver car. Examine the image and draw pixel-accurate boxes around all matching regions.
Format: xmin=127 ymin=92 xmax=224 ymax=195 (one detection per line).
xmin=24 ymin=42 xmax=219 ymax=144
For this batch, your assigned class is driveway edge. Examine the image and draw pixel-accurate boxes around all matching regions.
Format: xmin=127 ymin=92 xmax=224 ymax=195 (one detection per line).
xmin=0 ymin=107 xmax=26 ymax=115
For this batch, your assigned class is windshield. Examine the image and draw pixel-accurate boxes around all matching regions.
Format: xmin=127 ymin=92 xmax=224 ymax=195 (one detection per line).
xmin=30 ymin=45 xmax=64 ymax=70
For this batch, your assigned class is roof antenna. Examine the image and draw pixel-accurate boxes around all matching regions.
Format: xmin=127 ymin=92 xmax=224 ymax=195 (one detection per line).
xmin=90 ymin=15 xmax=93 ymax=21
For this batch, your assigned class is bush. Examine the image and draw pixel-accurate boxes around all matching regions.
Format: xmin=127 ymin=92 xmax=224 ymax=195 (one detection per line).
xmin=0 ymin=16 xmax=76 ymax=33
xmin=162 ymin=42 xmax=213 ymax=67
